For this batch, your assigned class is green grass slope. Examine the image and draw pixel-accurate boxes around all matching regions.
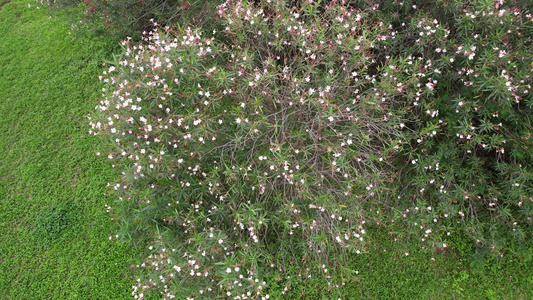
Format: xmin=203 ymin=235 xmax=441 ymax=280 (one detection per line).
xmin=0 ymin=0 xmax=139 ymax=298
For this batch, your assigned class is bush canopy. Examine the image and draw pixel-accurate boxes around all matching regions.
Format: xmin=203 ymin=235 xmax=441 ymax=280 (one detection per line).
xmin=87 ymin=0 xmax=533 ymax=298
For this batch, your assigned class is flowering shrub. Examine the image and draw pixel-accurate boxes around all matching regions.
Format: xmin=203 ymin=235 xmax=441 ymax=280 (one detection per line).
xmin=38 ymin=0 xmax=222 ymax=40
xmin=366 ymin=0 xmax=533 ymax=263
xmin=88 ymin=0 xmax=533 ymax=298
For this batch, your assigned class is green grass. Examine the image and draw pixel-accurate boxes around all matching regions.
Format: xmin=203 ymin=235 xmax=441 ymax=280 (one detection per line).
xmin=0 ymin=0 xmax=140 ymax=298
xmin=265 ymin=224 xmax=533 ymax=299
xmin=0 ymin=0 xmax=532 ymax=299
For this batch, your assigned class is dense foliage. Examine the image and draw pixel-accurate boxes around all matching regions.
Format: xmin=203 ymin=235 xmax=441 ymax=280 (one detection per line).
xmin=367 ymin=0 xmax=533 ymax=262
xmin=31 ymin=203 xmax=78 ymax=245
xmin=86 ymin=0 xmax=533 ymax=298
xmin=38 ymin=0 xmax=222 ymax=40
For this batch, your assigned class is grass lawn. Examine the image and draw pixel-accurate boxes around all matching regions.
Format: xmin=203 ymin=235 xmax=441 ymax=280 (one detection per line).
xmin=268 ymin=224 xmax=533 ymax=299
xmin=0 ymin=0 xmax=532 ymax=299
xmin=0 ymin=0 xmax=140 ymax=298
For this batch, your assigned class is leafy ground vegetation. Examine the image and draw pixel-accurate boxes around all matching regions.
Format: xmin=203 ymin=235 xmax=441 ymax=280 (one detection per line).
xmin=1 ymin=0 xmax=533 ymax=299
xmin=0 ymin=0 xmax=140 ymax=298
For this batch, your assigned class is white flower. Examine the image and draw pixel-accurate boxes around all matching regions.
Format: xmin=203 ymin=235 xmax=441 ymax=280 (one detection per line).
xmin=236 ymin=118 xmax=241 ymax=124
xmin=218 ymin=239 xmax=223 ymax=244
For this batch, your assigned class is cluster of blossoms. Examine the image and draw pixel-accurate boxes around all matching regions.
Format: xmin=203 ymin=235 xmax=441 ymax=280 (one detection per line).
xmin=88 ymin=0 xmax=533 ymax=297
xmin=370 ymin=0 xmax=533 ymax=258
xmin=89 ymin=0 xmax=399 ymax=297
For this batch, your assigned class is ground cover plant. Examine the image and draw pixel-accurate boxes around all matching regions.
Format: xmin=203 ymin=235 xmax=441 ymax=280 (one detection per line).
xmin=87 ymin=0 xmax=533 ymax=299
xmin=0 ymin=0 xmax=140 ymax=298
